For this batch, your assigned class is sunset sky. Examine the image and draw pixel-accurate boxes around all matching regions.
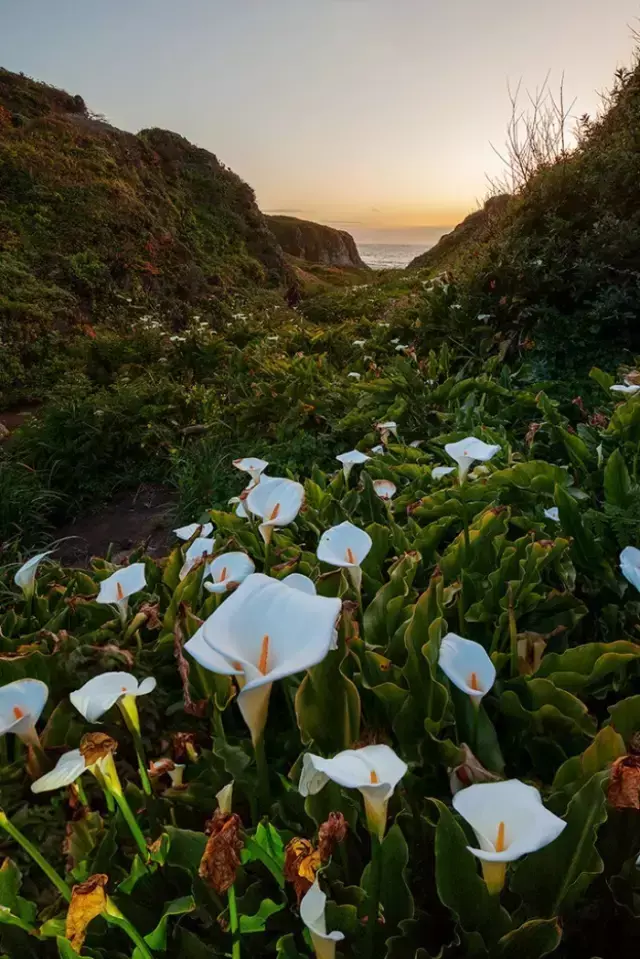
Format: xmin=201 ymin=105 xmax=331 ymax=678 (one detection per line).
xmin=3 ymin=0 xmax=640 ymax=243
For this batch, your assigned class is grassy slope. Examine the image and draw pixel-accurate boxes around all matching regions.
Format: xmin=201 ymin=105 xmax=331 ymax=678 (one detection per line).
xmin=0 ymin=68 xmax=287 ymax=406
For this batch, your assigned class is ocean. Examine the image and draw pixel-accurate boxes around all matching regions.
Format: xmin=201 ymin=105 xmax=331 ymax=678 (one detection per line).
xmin=358 ymin=242 xmax=435 ymax=270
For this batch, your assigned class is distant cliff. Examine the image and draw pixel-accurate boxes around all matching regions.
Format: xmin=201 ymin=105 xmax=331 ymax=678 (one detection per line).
xmin=407 ymin=195 xmax=511 ymax=271
xmin=267 ymin=216 xmax=368 ymax=269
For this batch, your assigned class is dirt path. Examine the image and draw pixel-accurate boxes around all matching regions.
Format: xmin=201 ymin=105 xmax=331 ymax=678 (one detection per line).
xmin=54 ymin=484 xmax=176 ymax=567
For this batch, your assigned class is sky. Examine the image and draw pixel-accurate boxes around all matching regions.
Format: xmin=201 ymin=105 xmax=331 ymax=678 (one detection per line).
xmin=2 ymin=0 xmax=640 ymax=243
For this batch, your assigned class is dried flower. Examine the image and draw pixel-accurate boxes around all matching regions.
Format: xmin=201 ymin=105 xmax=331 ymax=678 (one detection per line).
xmin=199 ymin=810 xmax=244 ymax=894
xmin=608 ymin=754 xmax=640 ymax=810
xmin=66 ymin=874 xmax=108 ymax=951
xmin=284 ymin=812 xmax=348 ymax=902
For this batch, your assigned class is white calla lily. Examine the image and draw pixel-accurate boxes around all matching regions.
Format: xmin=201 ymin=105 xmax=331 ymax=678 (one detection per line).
xmin=70 ymin=671 xmax=156 ymax=726
xmin=283 ymin=573 xmax=317 ymax=595
xmin=620 ymin=546 xmax=640 ymax=593
xmin=217 ymin=781 xmax=234 ymax=814
xmin=452 ymin=779 xmax=566 ymax=893
xmin=300 ymin=879 xmax=345 ymax=959
xmin=246 ymin=477 xmax=305 ymax=544
xmin=371 ymin=445 xmax=384 ymax=455
xmin=173 ymin=522 xmax=213 ymax=540
xmin=438 ymin=633 xmax=496 ymax=702
xmin=179 ymin=537 xmax=215 ymax=580
xmin=185 ymin=573 xmax=341 ymax=744
xmin=353 ymin=339 xmax=366 ymax=347
xmin=409 ymin=440 xmax=424 ymax=448
xmin=31 ymin=749 xmax=86 ymax=794
xmin=205 ymin=552 xmax=255 ymax=593
xmin=544 ymin=506 xmax=560 ymax=522
xmin=0 ymin=679 xmax=48 ymax=746
xmin=336 ymin=449 xmax=370 ymax=480
xmin=96 ymin=563 xmax=146 ymax=622
xmin=14 ymin=551 xmax=53 ymax=595
xmin=299 ymin=744 xmax=407 ymax=840
xmin=317 ymin=521 xmax=372 ymax=591
xmin=432 ymin=466 xmax=455 ymax=481
xmin=348 ymin=371 xmax=361 ymax=380
xmin=373 ymin=479 xmax=396 ymax=500
xmin=233 ymin=457 xmax=268 ymax=482
xmin=376 ymin=420 xmax=398 ymax=443
xmin=444 ymin=437 xmax=501 ymax=482
xmin=611 ymin=384 xmax=640 ymax=396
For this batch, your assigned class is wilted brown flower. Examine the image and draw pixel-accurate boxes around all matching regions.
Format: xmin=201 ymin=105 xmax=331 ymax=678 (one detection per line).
xmin=199 ymin=810 xmax=244 ymax=894
xmin=608 ymin=754 xmax=640 ymax=809
xmin=525 ymin=422 xmax=542 ymax=446
xmin=79 ymin=733 xmax=117 ymax=766
xmin=66 ymin=874 xmax=108 ymax=951
xmin=625 ymin=370 xmax=640 ymax=385
xmin=284 ymin=813 xmax=348 ymax=902
xmin=148 ymin=758 xmax=175 ymax=778
xmin=172 ymin=731 xmax=198 ymax=762
xmin=588 ymin=411 xmax=609 ymax=429
xmin=138 ymin=602 xmax=162 ymax=630
xmin=449 ymin=745 xmax=502 ymax=794
xmin=517 ymin=631 xmax=547 ymax=676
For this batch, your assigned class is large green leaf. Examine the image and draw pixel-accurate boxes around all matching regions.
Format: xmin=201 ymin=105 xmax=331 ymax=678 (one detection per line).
xmin=535 ymin=641 xmax=640 ymax=692
xmin=495 ymin=919 xmax=562 ymax=959
xmin=132 ymin=896 xmax=196 ymax=958
xmin=604 ymin=448 xmax=633 ymax=509
xmin=433 ymin=801 xmax=511 ymax=947
xmin=361 ymin=824 xmax=414 ymax=938
xmin=510 ymin=772 xmax=609 ymax=916
xmin=607 ymin=694 xmax=640 ymax=742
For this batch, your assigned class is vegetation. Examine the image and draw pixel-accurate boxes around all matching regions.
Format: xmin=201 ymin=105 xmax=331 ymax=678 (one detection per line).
xmin=4 ymin=50 xmax=640 ymax=959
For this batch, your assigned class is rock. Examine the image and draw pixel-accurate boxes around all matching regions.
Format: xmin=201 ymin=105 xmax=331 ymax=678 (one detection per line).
xmin=408 ymin=195 xmax=512 ymax=271
xmin=266 ymin=215 xmax=369 ymax=269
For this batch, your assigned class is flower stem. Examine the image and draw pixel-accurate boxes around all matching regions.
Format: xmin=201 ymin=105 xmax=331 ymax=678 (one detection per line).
xmin=461 ymin=499 xmax=471 ymax=560
xmin=507 ymin=585 xmax=519 ymax=677
xmin=227 ymin=884 xmax=241 ymax=959
xmin=253 ymin=735 xmax=271 ymax=820
xmin=118 ymin=700 xmax=152 ymax=796
xmin=365 ymin=833 xmax=383 ymax=958
xmin=105 ymin=899 xmax=154 ymax=959
xmin=0 ymin=809 xmax=71 ymax=902
xmin=112 ymin=791 xmax=149 ymax=861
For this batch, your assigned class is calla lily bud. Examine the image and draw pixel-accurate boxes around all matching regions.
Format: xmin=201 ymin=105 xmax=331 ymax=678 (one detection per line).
xmin=216 ymin=781 xmax=234 ymax=815
xmin=300 ymin=879 xmax=345 ymax=959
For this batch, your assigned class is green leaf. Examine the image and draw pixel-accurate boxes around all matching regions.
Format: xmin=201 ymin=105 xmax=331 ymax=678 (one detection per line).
xmin=132 ymin=896 xmax=196 ymax=957
xmin=239 ymin=897 xmax=284 ymax=933
xmin=275 ymin=934 xmax=306 ymax=957
xmin=607 ymin=694 xmax=640 ymax=743
xmin=362 ymin=824 xmax=414 ymax=934
xmin=535 ymin=641 xmax=640 ymax=692
xmin=433 ymin=800 xmax=511 ymax=946
xmin=56 ymin=939 xmax=91 ymax=959
xmin=510 ymin=772 xmax=609 ymax=916
xmin=295 ymin=633 xmax=360 ymax=754
xmin=604 ymin=449 xmax=633 ymax=509
xmin=589 ymin=366 xmax=615 ymax=395
xmin=241 ymin=822 xmax=285 ymax=888
xmin=165 ymin=826 xmax=207 ymax=873
xmin=495 ymin=919 xmax=562 ymax=959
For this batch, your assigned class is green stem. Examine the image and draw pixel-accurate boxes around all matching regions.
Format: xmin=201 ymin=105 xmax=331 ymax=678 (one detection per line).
xmin=457 ymin=587 xmax=465 ymax=634
xmin=253 ymin=735 xmax=271 ymax=821
xmin=113 ymin=791 xmax=149 ymax=861
xmin=105 ymin=902 xmax=154 ymax=959
xmin=263 ymin=539 xmax=272 ymax=575
xmin=118 ymin=702 xmax=152 ymax=796
xmin=73 ymin=778 xmax=89 ymax=807
xmin=0 ymin=810 xmax=71 ymax=902
xmin=228 ymin=884 xmax=241 ymax=959
xmin=507 ymin=585 xmax=519 ymax=677
xmin=461 ymin=499 xmax=471 ymax=560
xmin=365 ymin=834 xmax=383 ymax=959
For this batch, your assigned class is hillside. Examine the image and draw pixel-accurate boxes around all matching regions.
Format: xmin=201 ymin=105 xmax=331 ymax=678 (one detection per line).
xmin=0 ymin=68 xmax=288 ymax=403
xmin=407 ymin=195 xmax=511 ymax=270
xmin=266 ymin=214 xmax=368 ymax=268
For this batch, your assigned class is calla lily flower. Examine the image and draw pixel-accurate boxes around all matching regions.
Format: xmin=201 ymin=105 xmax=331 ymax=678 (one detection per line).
xmin=452 ymin=779 xmax=566 ymax=893
xmin=376 ymin=420 xmax=398 ymax=443
xmin=299 ymin=744 xmax=407 ymax=840
xmin=31 ymin=749 xmax=87 ymax=793
xmin=336 ymin=449 xmax=370 ymax=480
xmin=371 ymin=444 xmax=384 ymax=455
xmin=432 ymin=466 xmax=455 ymax=480
xmin=373 ymin=479 xmax=396 ymax=500
xmin=438 ymin=633 xmax=496 ymax=703
xmin=317 ymin=521 xmax=372 ymax=591
xmin=70 ymin=672 xmax=156 ymax=725
xmin=96 ymin=563 xmax=146 ymax=622
xmin=185 ymin=573 xmax=341 ymax=744
xmin=283 ymin=573 xmax=317 ymax=595
xmin=444 ymin=437 xmax=500 ymax=482
xmin=14 ymin=551 xmax=53 ymax=595
xmin=348 ymin=371 xmax=361 ymax=380
xmin=180 ymin=537 xmax=215 ymax=580
xmin=353 ymin=339 xmax=366 ymax=347
xmin=233 ymin=457 xmax=268 ymax=482
xmin=300 ymin=879 xmax=345 ymax=959
xmin=173 ymin=522 xmax=213 ymax=540
xmin=395 ymin=343 xmax=409 ymax=351
xmin=217 ymin=781 xmax=234 ymax=814
xmin=409 ymin=440 xmax=424 ymax=448
xmin=205 ymin=552 xmax=255 ymax=593
xmin=544 ymin=506 xmax=560 ymax=522
xmin=246 ymin=477 xmax=305 ymax=544
xmin=620 ymin=546 xmax=640 ymax=593
xmin=611 ymin=384 xmax=640 ymax=396
xmin=0 ymin=679 xmax=48 ymax=747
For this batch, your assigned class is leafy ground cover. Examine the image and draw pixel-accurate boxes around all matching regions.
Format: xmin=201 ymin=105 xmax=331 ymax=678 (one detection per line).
xmin=2 ymin=301 xmax=640 ymax=957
